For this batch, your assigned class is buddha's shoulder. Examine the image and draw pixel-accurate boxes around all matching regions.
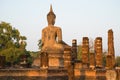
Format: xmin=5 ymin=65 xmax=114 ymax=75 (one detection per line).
xmin=42 ymin=26 xmax=61 ymax=31
xmin=42 ymin=26 xmax=49 ymax=31
xmin=54 ymin=26 xmax=61 ymax=30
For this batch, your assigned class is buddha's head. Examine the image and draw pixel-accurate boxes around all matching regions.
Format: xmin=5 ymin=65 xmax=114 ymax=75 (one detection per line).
xmin=47 ymin=5 xmax=56 ymax=25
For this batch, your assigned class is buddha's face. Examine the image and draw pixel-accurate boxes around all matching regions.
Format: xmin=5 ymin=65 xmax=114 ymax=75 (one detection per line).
xmin=47 ymin=13 xmax=56 ymax=25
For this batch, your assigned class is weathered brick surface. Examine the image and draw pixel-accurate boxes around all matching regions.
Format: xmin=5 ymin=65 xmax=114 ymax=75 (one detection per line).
xmin=82 ymin=37 xmax=89 ymax=68
xmin=0 ymin=68 xmax=68 ymax=80
xmin=95 ymin=37 xmax=103 ymax=68
xmin=106 ymin=29 xmax=115 ymax=69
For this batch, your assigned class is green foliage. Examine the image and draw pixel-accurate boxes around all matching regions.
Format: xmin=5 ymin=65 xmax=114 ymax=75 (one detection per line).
xmin=0 ymin=21 xmax=27 ymax=64
xmin=38 ymin=39 xmax=43 ymax=50
xmin=102 ymin=51 xmax=107 ymax=67
xmin=77 ymin=45 xmax=82 ymax=60
xmin=24 ymin=51 xmax=33 ymax=65
xmin=27 ymin=56 xmax=33 ymax=65
xmin=0 ymin=45 xmax=26 ymax=64
xmin=29 ymin=51 xmax=39 ymax=58
xmin=116 ymin=56 xmax=120 ymax=67
xmin=18 ymin=51 xmax=33 ymax=67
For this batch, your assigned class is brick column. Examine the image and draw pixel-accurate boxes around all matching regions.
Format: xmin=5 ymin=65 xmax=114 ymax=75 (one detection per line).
xmin=95 ymin=37 xmax=103 ymax=68
xmin=72 ymin=39 xmax=77 ymax=60
xmin=82 ymin=37 xmax=89 ymax=68
xmin=106 ymin=29 xmax=115 ymax=69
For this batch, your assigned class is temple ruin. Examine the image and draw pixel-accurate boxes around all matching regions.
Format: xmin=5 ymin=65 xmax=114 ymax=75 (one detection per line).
xmin=0 ymin=5 xmax=120 ymax=80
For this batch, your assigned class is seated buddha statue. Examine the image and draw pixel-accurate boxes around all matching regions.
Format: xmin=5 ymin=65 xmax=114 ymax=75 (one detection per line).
xmin=41 ymin=5 xmax=64 ymax=53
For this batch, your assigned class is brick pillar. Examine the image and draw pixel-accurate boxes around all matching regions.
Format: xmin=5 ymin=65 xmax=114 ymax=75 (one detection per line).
xmin=64 ymin=48 xmax=72 ymax=68
xmin=89 ymin=52 xmax=95 ymax=69
xmin=64 ymin=47 xmax=74 ymax=80
xmin=82 ymin=37 xmax=89 ymax=68
xmin=95 ymin=37 xmax=103 ymax=68
xmin=106 ymin=55 xmax=112 ymax=69
xmin=40 ymin=52 xmax=48 ymax=68
xmin=106 ymin=29 xmax=115 ymax=69
xmin=72 ymin=39 xmax=77 ymax=60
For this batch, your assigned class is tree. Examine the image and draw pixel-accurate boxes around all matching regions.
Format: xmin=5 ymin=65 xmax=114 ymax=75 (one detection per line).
xmin=102 ymin=51 xmax=107 ymax=67
xmin=116 ymin=56 xmax=120 ymax=67
xmin=77 ymin=44 xmax=82 ymax=60
xmin=0 ymin=21 xmax=27 ymax=64
xmin=38 ymin=39 xmax=43 ymax=50
xmin=19 ymin=36 xmax=27 ymax=49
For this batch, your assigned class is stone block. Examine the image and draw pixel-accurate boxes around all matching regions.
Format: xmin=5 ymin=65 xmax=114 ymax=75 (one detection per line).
xmin=49 ymin=57 xmax=60 ymax=68
xmin=74 ymin=61 xmax=82 ymax=69
xmin=96 ymin=69 xmax=106 ymax=80
xmin=106 ymin=70 xmax=117 ymax=80
xmin=0 ymin=68 xmax=68 ymax=80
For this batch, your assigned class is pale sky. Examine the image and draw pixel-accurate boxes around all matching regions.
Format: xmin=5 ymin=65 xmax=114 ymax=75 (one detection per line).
xmin=0 ymin=0 xmax=120 ymax=56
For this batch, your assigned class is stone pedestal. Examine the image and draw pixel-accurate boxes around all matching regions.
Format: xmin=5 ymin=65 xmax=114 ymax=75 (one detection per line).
xmin=40 ymin=51 xmax=64 ymax=68
xmin=48 ymin=52 xmax=64 ymax=68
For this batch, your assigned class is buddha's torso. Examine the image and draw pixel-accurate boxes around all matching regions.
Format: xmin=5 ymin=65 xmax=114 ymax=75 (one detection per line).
xmin=42 ymin=26 xmax=64 ymax=52
xmin=43 ymin=26 xmax=58 ymax=44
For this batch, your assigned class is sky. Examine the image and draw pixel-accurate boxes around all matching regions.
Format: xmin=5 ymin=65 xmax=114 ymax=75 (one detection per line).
xmin=0 ymin=0 xmax=120 ymax=56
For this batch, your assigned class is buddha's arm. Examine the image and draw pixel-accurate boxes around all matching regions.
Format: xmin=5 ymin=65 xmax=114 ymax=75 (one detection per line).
xmin=57 ymin=28 xmax=62 ymax=43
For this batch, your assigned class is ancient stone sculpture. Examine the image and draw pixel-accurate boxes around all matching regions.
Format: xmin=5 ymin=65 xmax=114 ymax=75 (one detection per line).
xmin=41 ymin=5 xmax=64 ymax=53
xmin=95 ymin=37 xmax=103 ymax=68
xmin=41 ymin=5 xmax=70 ymax=68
